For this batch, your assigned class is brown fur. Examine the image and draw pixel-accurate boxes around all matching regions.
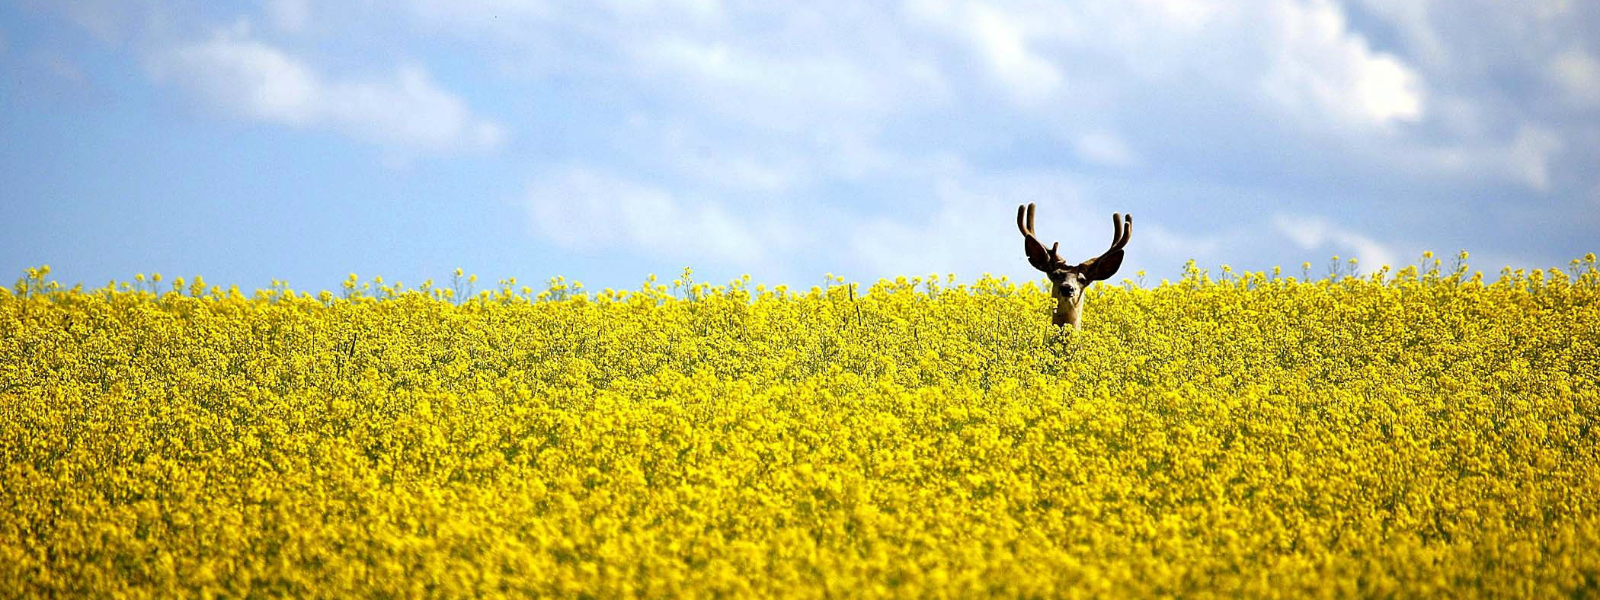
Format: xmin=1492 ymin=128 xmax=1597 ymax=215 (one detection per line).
xmin=1017 ymin=203 xmax=1132 ymax=328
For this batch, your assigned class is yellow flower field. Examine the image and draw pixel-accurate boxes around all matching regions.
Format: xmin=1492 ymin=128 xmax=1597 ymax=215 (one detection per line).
xmin=2 ymin=256 xmax=1598 ymax=598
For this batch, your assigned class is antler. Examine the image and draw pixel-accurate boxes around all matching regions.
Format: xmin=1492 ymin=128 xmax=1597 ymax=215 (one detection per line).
xmin=1017 ymin=203 xmax=1069 ymax=272
xmin=1078 ymin=212 xmax=1132 ymax=280
xmin=1099 ymin=212 xmax=1132 ymax=260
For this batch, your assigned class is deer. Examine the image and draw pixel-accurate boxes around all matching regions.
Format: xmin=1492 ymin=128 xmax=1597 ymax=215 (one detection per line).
xmin=1016 ymin=203 xmax=1132 ymax=329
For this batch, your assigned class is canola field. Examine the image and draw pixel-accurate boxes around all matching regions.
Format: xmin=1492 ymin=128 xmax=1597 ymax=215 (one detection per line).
xmin=3 ymin=256 xmax=1599 ymax=598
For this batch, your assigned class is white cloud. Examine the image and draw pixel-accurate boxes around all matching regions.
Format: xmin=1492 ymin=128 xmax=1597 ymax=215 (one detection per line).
xmin=1074 ymin=132 xmax=1139 ymax=168
xmin=391 ymin=0 xmax=728 ymax=74
xmin=599 ymin=0 xmax=723 ymax=20
xmin=403 ymin=0 xmax=722 ymax=31
xmin=848 ymin=171 xmax=1089 ymax=281
xmin=1347 ymin=0 xmax=1446 ymax=69
xmin=903 ymin=0 xmax=1065 ymax=105
xmin=523 ymin=167 xmax=796 ymax=266
xmin=682 ymin=153 xmax=802 ymax=193
xmin=630 ymin=31 xmax=942 ymax=137
xmin=1259 ymin=0 xmax=1423 ymax=126
xmin=150 ymin=26 xmax=504 ymax=153
xmin=636 ymin=37 xmax=894 ymax=129
xmin=1138 ymin=222 xmax=1223 ymax=264
xmin=1393 ymin=124 xmax=1565 ymax=192
xmin=906 ymin=0 xmax=1424 ymax=128
xmin=263 ymin=0 xmax=309 ymax=32
xmin=624 ymin=118 xmax=910 ymax=196
xmin=964 ymin=4 xmax=1064 ymax=104
xmin=1506 ymin=126 xmax=1565 ymax=191
xmin=1271 ymin=213 xmax=1398 ymax=268
xmin=1549 ymin=50 xmax=1600 ymax=107
xmin=656 ymin=135 xmax=805 ymax=193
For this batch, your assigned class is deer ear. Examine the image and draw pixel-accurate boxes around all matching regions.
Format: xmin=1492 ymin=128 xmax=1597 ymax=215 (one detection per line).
xmin=1083 ymin=249 xmax=1124 ymax=281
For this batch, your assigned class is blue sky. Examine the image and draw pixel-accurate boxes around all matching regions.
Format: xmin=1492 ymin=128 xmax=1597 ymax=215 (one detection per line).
xmin=3 ymin=0 xmax=1597 ymax=292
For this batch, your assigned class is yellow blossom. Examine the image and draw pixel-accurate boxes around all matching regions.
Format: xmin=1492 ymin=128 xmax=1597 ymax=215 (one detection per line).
xmin=1 ymin=256 xmax=1597 ymax=598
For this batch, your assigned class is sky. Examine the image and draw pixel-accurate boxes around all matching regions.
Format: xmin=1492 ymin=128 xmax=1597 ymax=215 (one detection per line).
xmin=2 ymin=0 xmax=1597 ymax=293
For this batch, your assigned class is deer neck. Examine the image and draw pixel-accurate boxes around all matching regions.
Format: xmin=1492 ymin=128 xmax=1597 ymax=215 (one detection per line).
xmin=1050 ymin=284 xmax=1085 ymax=329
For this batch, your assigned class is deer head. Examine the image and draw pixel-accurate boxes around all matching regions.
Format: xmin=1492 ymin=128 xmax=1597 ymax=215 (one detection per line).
xmin=1017 ymin=203 xmax=1132 ymax=329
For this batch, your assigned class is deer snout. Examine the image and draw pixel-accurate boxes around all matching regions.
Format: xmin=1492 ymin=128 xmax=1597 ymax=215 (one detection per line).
xmin=1054 ymin=279 xmax=1083 ymax=300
